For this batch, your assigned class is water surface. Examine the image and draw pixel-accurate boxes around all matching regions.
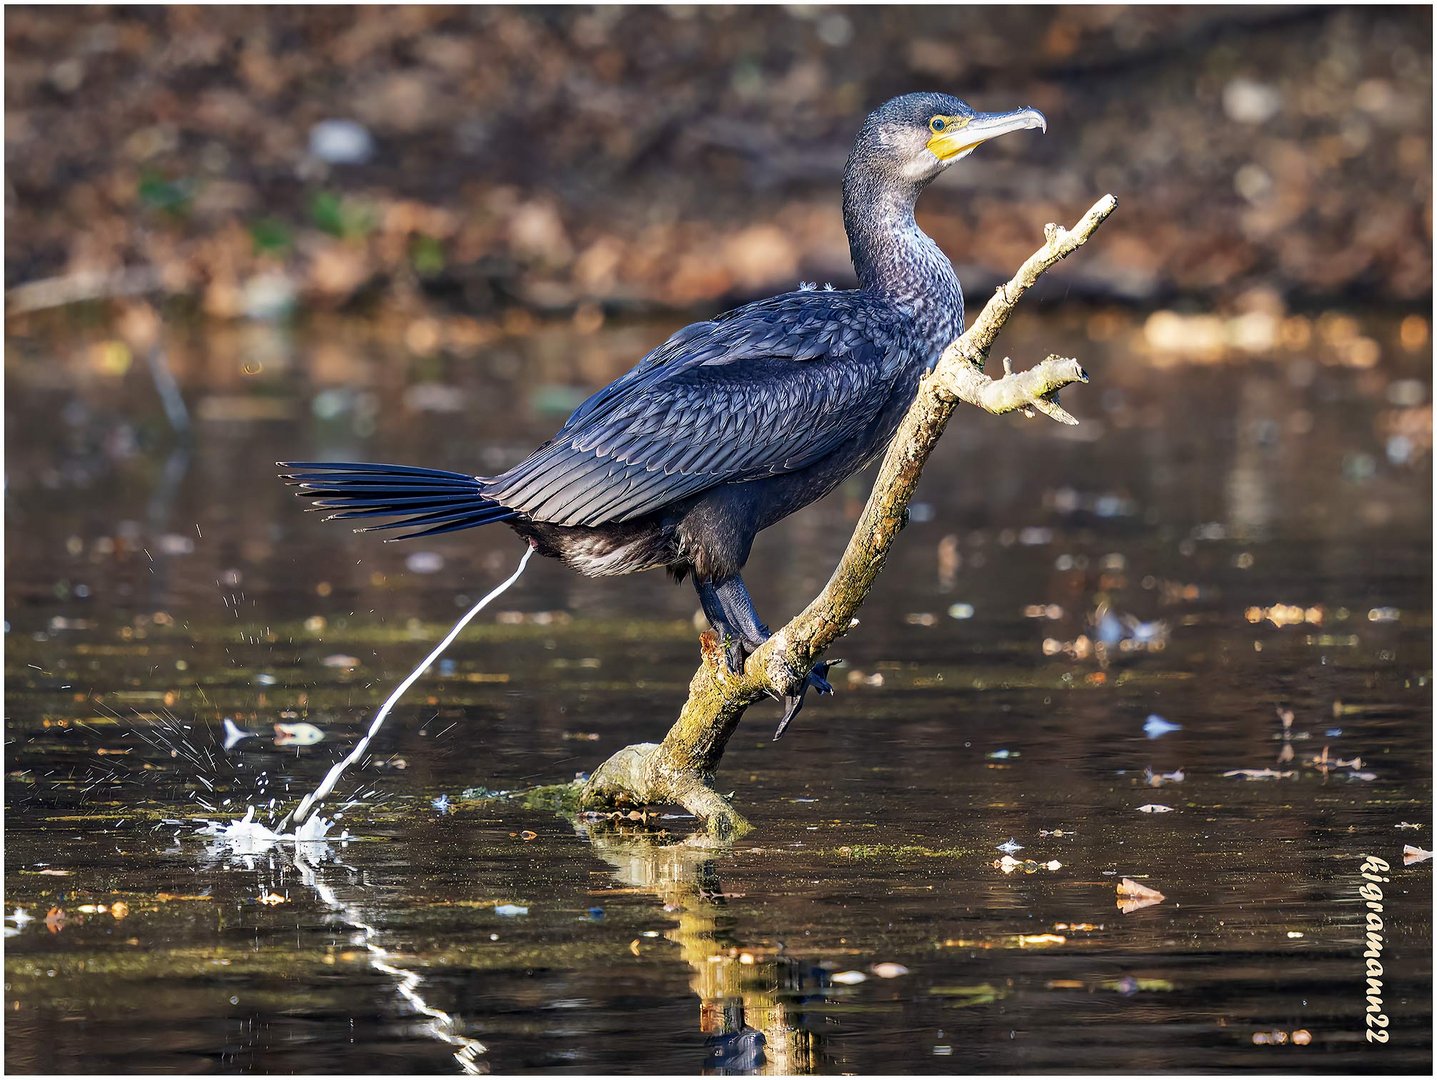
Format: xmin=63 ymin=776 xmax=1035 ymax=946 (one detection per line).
xmin=5 ymin=309 xmax=1432 ymax=1073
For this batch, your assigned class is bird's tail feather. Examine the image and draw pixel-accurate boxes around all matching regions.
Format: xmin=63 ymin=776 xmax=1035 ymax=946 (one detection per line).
xmin=278 ymin=462 xmax=519 ymax=540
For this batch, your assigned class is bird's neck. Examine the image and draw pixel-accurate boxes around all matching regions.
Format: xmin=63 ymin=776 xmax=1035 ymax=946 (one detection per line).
xmin=843 ymin=170 xmax=964 ymax=354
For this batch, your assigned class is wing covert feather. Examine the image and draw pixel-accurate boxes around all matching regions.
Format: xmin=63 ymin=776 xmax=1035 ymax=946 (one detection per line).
xmin=487 ymin=291 xmax=911 ymax=526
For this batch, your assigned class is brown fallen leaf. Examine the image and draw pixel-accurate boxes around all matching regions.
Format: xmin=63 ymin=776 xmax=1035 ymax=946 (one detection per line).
xmin=45 ymin=906 xmax=67 ymax=933
xmin=1117 ymin=877 xmax=1166 ymax=914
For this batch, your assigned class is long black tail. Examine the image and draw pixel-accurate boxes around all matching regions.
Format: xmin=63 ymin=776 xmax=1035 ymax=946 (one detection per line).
xmin=279 ymin=462 xmax=520 ymax=540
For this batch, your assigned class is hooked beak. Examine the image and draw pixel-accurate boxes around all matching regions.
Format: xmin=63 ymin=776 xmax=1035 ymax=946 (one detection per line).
xmin=927 ymin=106 xmax=1047 ymax=163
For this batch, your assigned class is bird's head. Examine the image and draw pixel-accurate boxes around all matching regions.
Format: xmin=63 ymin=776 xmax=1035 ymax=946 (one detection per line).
xmin=852 ymin=92 xmax=1047 ymax=188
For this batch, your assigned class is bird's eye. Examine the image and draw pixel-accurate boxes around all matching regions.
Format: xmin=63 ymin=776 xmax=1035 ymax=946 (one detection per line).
xmin=930 ymin=117 xmax=947 ymax=132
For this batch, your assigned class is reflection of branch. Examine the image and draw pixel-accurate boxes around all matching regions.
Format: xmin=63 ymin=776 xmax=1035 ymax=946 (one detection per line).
xmin=582 ymin=196 xmax=1118 ymax=835
xmin=586 ymin=827 xmax=819 ymax=1075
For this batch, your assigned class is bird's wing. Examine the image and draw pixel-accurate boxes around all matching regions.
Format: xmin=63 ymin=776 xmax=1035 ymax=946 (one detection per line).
xmin=487 ymin=290 xmax=911 ymax=527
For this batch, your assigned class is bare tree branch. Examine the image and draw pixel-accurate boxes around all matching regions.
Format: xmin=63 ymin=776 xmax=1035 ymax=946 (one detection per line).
xmin=580 ymin=194 xmax=1119 ymax=836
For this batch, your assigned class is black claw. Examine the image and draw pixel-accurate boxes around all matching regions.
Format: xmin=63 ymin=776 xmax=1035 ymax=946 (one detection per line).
xmin=773 ymin=661 xmax=834 ymax=740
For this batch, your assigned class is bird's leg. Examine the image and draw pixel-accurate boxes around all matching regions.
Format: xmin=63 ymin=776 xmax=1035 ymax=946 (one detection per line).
xmin=700 ymin=575 xmax=834 ymax=738
xmin=710 ymin=577 xmax=771 ymax=662
xmin=695 ymin=580 xmax=752 ymax=674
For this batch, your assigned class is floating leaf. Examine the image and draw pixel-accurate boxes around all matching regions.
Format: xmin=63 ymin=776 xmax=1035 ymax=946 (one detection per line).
xmin=274 ymin=722 xmax=325 ymax=746
xmin=871 ymin=963 xmax=909 ymax=979
xmin=1403 ymin=845 xmax=1432 ymax=866
xmin=494 ymin=903 xmax=529 ymax=917
xmin=1136 ymin=804 xmax=1174 ymax=813
xmin=1143 ymin=714 xmax=1182 ymax=738
xmin=1117 ymin=877 xmax=1166 ymax=913
xmin=994 ymin=855 xmax=1062 ymax=874
xmin=1223 ymin=768 xmax=1295 ymax=780
xmin=830 ymin=970 xmax=868 ymax=985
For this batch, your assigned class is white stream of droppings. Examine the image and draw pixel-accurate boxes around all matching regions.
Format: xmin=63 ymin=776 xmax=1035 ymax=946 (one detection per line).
xmin=187 ymin=546 xmax=534 ymax=1072
xmin=282 ymin=543 xmax=535 ymax=829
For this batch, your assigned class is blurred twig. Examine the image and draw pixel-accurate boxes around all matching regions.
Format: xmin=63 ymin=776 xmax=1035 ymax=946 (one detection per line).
xmin=5 ymin=268 xmax=161 ymax=317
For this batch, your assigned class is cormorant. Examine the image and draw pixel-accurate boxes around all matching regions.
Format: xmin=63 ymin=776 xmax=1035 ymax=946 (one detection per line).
xmin=281 ymin=92 xmax=1046 ymax=736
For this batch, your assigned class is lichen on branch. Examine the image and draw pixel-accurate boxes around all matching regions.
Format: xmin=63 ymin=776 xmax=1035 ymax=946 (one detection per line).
xmin=579 ymin=194 xmax=1118 ymax=836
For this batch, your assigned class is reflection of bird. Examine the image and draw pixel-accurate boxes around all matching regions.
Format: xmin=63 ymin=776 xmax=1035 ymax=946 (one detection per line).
xmin=282 ymin=93 xmax=1045 ymax=736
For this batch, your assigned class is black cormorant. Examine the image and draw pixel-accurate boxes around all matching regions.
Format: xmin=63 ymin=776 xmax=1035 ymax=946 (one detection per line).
xmin=281 ymin=92 xmax=1046 ymax=735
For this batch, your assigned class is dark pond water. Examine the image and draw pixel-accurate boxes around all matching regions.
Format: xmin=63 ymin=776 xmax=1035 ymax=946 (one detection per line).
xmin=5 ymin=307 xmax=1432 ymax=1074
